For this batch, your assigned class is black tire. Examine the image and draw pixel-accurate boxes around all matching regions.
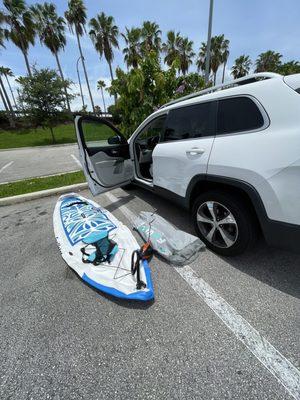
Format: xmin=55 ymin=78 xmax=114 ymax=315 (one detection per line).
xmin=192 ymin=190 xmax=257 ymax=256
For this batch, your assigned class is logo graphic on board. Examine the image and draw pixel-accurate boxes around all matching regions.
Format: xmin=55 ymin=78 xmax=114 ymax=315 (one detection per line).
xmin=60 ymin=198 xmax=116 ymax=245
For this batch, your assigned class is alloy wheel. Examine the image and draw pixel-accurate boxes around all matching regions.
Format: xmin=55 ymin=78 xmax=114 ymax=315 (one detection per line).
xmin=196 ymin=201 xmax=238 ymax=248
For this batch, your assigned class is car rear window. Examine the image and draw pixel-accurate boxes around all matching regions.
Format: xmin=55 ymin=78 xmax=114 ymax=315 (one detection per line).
xmin=164 ymin=102 xmax=215 ymax=141
xmin=283 ymin=75 xmax=300 ymax=94
xmin=217 ymin=97 xmax=264 ymax=135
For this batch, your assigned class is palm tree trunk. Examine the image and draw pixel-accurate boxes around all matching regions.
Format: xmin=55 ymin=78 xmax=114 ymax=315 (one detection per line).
xmin=54 ymin=51 xmax=71 ymax=112
xmin=76 ymin=30 xmax=95 ymax=113
xmin=108 ymin=60 xmax=114 ymax=81
xmin=0 ymin=86 xmax=9 ymax=111
xmin=0 ymin=83 xmax=15 ymax=128
xmin=100 ymin=87 xmax=106 ymax=114
xmin=0 ymin=77 xmax=13 ymax=113
xmin=108 ymin=60 xmax=117 ymax=104
xmin=15 ymin=25 xmax=32 ymax=77
xmin=22 ymin=50 xmax=32 ymax=77
xmin=4 ymin=74 xmax=17 ymax=110
xmin=0 ymin=76 xmax=15 ymax=125
xmin=222 ymin=61 xmax=227 ymax=83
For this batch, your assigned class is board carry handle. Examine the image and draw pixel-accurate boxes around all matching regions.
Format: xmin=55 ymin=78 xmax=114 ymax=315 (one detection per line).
xmin=131 ymin=250 xmax=146 ymax=290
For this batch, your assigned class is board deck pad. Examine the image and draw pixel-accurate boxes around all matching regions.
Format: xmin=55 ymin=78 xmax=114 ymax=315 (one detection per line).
xmin=53 ymin=193 xmax=154 ymax=301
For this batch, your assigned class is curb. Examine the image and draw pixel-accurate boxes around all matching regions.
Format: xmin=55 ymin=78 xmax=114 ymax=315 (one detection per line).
xmin=0 ymin=142 xmax=78 ymax=152
xmin=0 ymin=169 xmax=81 ymax=185
xmin=0 ymin=182 xmax=88 ymax=206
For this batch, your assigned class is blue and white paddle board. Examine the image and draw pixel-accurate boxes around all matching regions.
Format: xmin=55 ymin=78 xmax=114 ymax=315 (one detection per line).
xmin=53 ymin=193 xmax=154 ymax=301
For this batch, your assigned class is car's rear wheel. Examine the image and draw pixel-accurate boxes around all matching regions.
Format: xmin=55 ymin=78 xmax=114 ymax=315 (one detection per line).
xmin=192 ymin=190 xmax=257 ymax=256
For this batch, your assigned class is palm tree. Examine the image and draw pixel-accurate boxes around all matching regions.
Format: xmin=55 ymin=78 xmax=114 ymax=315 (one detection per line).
xmin=89 ymin=12 xmax=119 ymax=103
xmin=0 ymin=86 xmax=8 ymax=112
xmin=0 ymin=66 xmax=17 ymax=109
xmin=231 ymin=55 xmax=252 ymax=79
xmin=0 ymin=85 xmax=15 ymax=127
xmin=140 ymin=21 xmax=161 ymax=55
xmin=0 ymin=23 xmax=10 ymax=115
xmin=196 ymin=41 xmax=207 ymax=74
xmin=197 ymin=35 xmax=226 ymax=84
xmin=162 ymin=30 xmax=182 ymax=69
xmin=122 ymin=27 xmax=142 ymax=69
xmin=0 ymin=19 xmax=6 ymax=48
xmin=97 ymin=79 xmax=106 ymax=113
xmin=277 ymin=60 xmax=300 ymax=75
xmin=2 ymin=0 xmax=35 ymax=77
xmin=0 ymin=70 xmax=15 ymax=126
xmin=31 ymin=2 xmax=71 ymax=111
xmin=255 ymin=50 xmax=282 ymax=73
xmin=65 ymin=0 xmax=95 ymax=112
xmin=220 ymin=35 xmax=230 ymax=83
xmin=210 ymin=35 xmax=224 ymax=85
xmin=0 ymin=74 xmax=12 ymax=111
xmin=178 ymin=37 xmax=195 ymax=75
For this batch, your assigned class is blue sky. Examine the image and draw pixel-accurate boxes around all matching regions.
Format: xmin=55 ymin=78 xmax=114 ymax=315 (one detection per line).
xmin=1 ymin=0 xmax=300 ymax=111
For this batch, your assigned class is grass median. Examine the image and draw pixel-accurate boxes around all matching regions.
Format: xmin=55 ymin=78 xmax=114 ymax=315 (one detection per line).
xmin=0 ymin=171 xmax=86 ymax=198
xmin=0 ymin=123 xmax=76 ymax=149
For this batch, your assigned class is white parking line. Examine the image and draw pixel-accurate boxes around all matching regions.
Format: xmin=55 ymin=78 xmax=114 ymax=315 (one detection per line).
xmin=176 ymin=266 xmax=300 ymax=400
xmin=104 ymin=190 xmax=300 ymax=400
xmin=106 ymin=191 xmax=136 ymax=223
xmin=0 ymin=161 xmax=14 ymax=174
xmin=70 ymin=154 xmax=82 ymax=168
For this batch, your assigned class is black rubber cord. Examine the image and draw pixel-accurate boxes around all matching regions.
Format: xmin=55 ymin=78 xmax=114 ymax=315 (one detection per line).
xmin=131 ymin=250 xmax=146 ymax=290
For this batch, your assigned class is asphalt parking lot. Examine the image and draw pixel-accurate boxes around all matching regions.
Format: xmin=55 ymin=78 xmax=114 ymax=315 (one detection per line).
xmin=1 ymin=186 xmax=299 ymax=400
xmin=0 ymin=144 xmax=80 ymax=183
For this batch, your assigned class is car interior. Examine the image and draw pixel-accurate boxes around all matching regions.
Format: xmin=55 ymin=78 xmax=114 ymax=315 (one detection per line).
xmin=134 ymin=115 xmax=166 ymax=181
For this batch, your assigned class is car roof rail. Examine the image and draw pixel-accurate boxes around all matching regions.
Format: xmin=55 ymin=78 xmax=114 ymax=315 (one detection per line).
xmin=160 ymin=72 xmax=282 ymax=109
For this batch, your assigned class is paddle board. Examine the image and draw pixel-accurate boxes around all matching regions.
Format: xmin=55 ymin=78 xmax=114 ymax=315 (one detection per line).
xmin=53 ymin=193 xmax=154 ymax=301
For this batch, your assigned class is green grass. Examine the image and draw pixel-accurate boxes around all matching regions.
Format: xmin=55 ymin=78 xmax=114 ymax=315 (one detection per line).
xmin=82 ymin=121 xmax=115 ymax=142
xmin=0 ymin=171 xmax=85 ymax=198
xmin=0 ymin=123 xmax=77 ymax=149
xmin=0 ymin=121 xmax=118 ymax=149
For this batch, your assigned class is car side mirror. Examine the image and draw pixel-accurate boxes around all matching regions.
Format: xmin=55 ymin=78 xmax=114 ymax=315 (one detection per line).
xmin=108 ymin=135 xmax=121 ymax=145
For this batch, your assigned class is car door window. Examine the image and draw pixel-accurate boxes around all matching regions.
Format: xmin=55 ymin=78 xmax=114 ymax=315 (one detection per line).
xmin=80 ymin=119 xmax=126 ymax=156
xmin=135 ymin=115 xmax=167 ymax=180
xmin=217 ymin=97 xmax=264 ymax=135
xmin=137 ymin=115 xmax=167 ymax=143
xmin=163 ymin=102 xmax=215 ymax=142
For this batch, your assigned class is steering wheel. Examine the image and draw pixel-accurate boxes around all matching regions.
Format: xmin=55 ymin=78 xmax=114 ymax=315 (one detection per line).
xmin=148 ymin=135 xmax=159 ymax=149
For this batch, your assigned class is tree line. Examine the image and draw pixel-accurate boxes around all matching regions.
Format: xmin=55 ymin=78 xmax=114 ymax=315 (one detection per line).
xmin=0 ymin=0 xmax=299 ymax=131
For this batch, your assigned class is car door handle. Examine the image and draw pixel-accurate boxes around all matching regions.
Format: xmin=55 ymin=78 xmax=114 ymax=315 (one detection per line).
xmin=186 ymin=148 xmax=205 ymax=155
xmin=110 ymin=149 xmax=119 ymax=155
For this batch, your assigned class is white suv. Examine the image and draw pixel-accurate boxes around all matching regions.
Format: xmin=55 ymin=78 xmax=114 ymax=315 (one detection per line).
xmin=75 ymin=72 xmax=300 ymax=256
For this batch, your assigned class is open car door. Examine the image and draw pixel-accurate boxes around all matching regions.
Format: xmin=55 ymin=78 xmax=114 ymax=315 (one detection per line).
xmin=75 ymin=115 xmax=133 ymax=195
